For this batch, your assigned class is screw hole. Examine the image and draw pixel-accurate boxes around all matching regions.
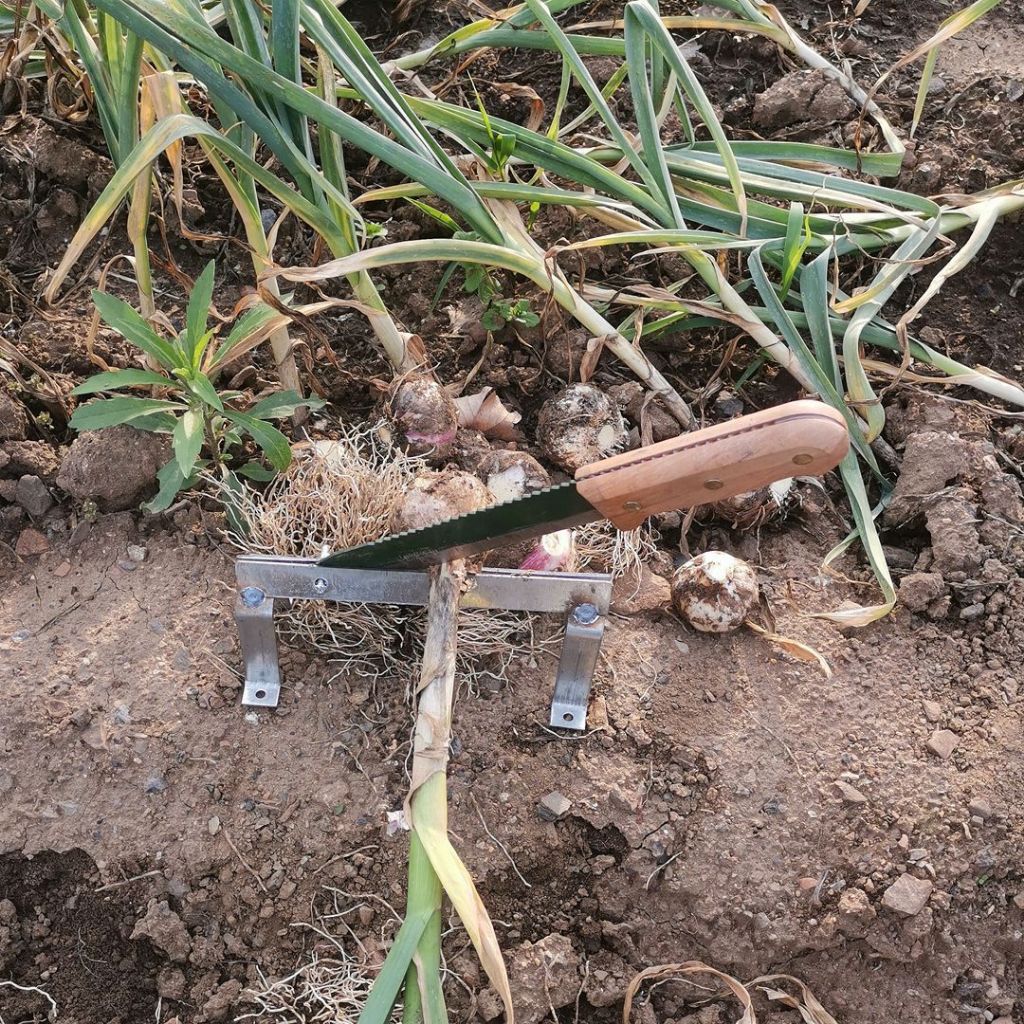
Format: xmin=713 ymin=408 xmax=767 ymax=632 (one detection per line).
xmin=562 ymin=712 xmax=574 ymax=723
xmin=255 ymin=689 xmax=267 ymax=700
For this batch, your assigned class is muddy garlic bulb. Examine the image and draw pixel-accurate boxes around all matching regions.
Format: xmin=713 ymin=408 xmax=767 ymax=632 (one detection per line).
xmin=537 ymin=384 xmax=629 ymax=472
xmin=710 ymin=478 xmax=794 ymax=530
xmin=671 ymin=551 xmax=759 ymax=633
xmin=393 ymin=468 xmax=492 ymax=533
xmin=388 ymin=377 xmax=459 ymax=461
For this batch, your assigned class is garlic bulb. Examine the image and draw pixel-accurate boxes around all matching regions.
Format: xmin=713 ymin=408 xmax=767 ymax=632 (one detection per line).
xmin=671 ymin=551 xmax=759 ymax=633
xmin=392 ymin=468 xmax=492 ymax=533
xmin=518 ymin=530 xmax=575 ymax=571
xmin=388 ymin=377 xmax=458 ymax=460
xmin=537 ymin=384 xmax=628 ymax=472
xmin=709 ymin=478 xmax=794 ymax=530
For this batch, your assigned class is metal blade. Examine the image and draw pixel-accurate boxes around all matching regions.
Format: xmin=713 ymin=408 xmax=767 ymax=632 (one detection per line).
xmin=318 ymin=481 xmax=599 ymax=569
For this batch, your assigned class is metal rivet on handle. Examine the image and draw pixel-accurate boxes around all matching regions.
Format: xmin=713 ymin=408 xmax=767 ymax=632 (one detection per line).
xmin=703 ymin=479 xmax=725 ymax=491
xmin=312 ymin=577 xmax=330 ymax=595
xmin=623 ymin=500 xmax=642 ymax=512
xmin=792 ymin=453 xmax=814 ymax=465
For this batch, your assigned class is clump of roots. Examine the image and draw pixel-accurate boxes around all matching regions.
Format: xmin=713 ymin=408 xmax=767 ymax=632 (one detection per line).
xmin=574 ymin=518 xmax=661 ymax=579
xmin=229 ymin=424 xmax=534 ymax=684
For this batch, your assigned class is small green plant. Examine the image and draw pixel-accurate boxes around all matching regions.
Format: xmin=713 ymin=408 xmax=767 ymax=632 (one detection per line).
xmin=69 ymin=261 xmax=320 ymax=512
xmin=480 ymin=296 xmax=541 ymax=331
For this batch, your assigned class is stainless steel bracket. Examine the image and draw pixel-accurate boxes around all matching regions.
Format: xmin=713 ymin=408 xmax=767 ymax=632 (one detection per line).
xmin=233 ymin=555 xmax=611 ymax=730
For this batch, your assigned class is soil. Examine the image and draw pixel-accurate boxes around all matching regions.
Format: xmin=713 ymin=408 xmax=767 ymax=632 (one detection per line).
xmin=2 ymin=2 xmax=1024 ymax=1024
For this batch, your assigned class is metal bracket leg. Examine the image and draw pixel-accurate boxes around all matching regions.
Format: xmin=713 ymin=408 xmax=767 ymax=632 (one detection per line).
xmin=549 ymin=603 xmax=605 ymax=731
xmin=234 ymin=587 xmax=281 ymax=707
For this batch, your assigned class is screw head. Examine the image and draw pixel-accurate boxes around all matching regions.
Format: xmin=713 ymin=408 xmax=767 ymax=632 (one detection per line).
xmin=572 ymin=602 xmax=599 ymax=625
xmin=792 ymin=452 xmax=814 ymax=466
xmin=239 ymin=586 xmax=266 ymax=608
xmin=312 ymin=577 xmax=330 ymax=595
xmin=703 ymin=479 xmax=725 ymax=491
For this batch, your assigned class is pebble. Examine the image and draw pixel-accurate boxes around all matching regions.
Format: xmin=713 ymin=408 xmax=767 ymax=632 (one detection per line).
xmin=278 ymin=880 xmax=297 ymax=900
xmin=881 ymin=874 xmax=933 ymax=917
xmin=537 ymin=792 xmax=572 ymax=821
xmin=834 ymin=781 xmax=868 ymax=805
xmin=208 ymin=816 xmax=221 ymax=835
xmin=127 ymin=544 xmax=148 ymax=562
xmin=15 ymin=475 xmax=53 ymax=516
xmin=926 ymin=729 xmax=958 ymax=759
xmin=144 ymin=776 xmax=167 ymax=794
xmin=922 ymin=700 xmax=942 ymax=723
xmin=14 ymin=527 xmax=49 ymax=557
xmin=968 ymin=797 xmax=992 ymax=820
xmin=959 ymin=603 xmax=986 ymax=621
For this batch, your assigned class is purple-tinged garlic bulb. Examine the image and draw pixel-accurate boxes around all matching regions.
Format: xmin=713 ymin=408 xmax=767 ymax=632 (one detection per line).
xmin=537 ymin=384 xmax=629 ymax=472
xmin=388 ymin=377 xmax=458 ymax=461
xmin=519 ymin=530 xmax=575 ymax=572
xmin=671 ymin=551 xmax=759 ymax=633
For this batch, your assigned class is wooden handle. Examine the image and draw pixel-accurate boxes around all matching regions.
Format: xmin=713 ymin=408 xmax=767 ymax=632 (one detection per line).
xmin=575 ymin=400 xmax=849 ymax=530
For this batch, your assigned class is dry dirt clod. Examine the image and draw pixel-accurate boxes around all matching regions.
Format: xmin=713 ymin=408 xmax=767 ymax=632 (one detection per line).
xmin=537 ymin=384 xmax=628 ymax=472
xmin=2 ymin=440 xmax=62 ymax=482
xmin=130 ymin=900 xmax=191 ymax=963
xmin=898 ymin=572 xmax=947 ymax=613
xmin=837 ymin=887 xmax=877 ymax=938
xmin=0 ymin=392 xmax=29 ymax=440
xmin=507 ymin=933 xmax=581 ymax=1024
xmin=58 ymin=426 xmax=169 ymax=511
xmin=922 ymin=700 xmax=943 ymax=723
xmin=926 ymin=729 xmax=958 ymax=760
xmin=753 ymin=69 xmax=855 ymax=129
xmin=610 ymin=563 xmax=671 ymax=615
xmin=881 ymin=875 xmax=933 ymax=917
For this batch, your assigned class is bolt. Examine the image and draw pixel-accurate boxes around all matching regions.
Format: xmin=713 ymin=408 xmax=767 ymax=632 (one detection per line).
xmin=239 ymin=587 xmax=266 ymax=608
xmin=312 ymin=577 xmax=330 ymax=595
xmin=572 ymin=602 xmax=599 ymax=626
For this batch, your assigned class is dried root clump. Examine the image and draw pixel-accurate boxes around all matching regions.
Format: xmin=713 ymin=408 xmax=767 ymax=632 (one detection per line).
xmin=230 ymin=425 xmax=533 ymax=683
xmin=574 ymin=518 xmax=661 ymax=579
xmin=537 ymin=384 xmax=629 ymax=472
xmin=241 ymin=945 xmax=398 ymax=1024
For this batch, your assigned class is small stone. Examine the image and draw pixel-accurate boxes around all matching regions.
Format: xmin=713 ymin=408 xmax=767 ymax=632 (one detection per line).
xmin=609 ymin=564 xmax=671 ymax=615
xmin=278 ymin=880 xmax=297 ymax=900
xmin=127 ymin=543 xmax=148 ymax=562
xmin=208 ymin=816 xmax=221 ymax=835
xmin=926 ymin=729 xmax=958 ymax=759
xmin=14 ymin=527 xmax=49 ymax=557
xmin=907 ymin=848 xmax=928 ymax=863
xmin=52 ymin=560 xmax=72 ymax=578
xmin=144 ymin=776 xmax=167 ymax=794
xmin=968 ymin=797 xmax=992 ymax=820
xmin=1012 ymin=892 xmax=1024 ymax=910
xmin=959 ymin=602 xmax=986 ymax=621
xmin=797 ymin=877 xmax=819 ymax=892
xmin=15 ymin=475 xmax=53 ymax=516
xmin=834 ymin=780 xmax=868 ymax=805
xmin=922 ymin=700 xmax=942 ymax=723
xmin=537 ymin=792 xmax=572 ymax=821
xmin=881 ymin=874 xmax=933 ymax=917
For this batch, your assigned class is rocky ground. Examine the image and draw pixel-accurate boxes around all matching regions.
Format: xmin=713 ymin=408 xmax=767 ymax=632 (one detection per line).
xmin=3 ymin=1 xmax=1024 ymax=1023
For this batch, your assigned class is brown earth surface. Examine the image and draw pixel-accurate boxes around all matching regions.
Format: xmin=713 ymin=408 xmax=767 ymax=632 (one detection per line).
xmin=2 ymin=1 xmax=1024 ymax=1023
